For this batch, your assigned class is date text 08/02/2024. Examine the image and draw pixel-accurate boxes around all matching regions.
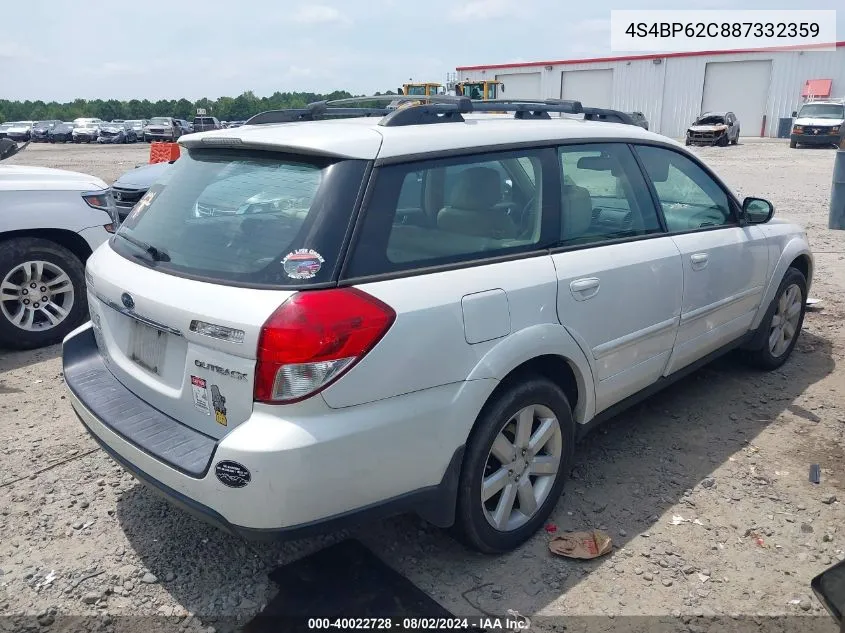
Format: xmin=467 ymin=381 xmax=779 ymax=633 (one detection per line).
xmin=306 ymin=615 xmax=531 ymax=630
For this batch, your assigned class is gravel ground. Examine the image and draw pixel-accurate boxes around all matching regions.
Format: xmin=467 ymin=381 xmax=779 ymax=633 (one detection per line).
xmin=1 ymin=140 xmax=844 ymax=632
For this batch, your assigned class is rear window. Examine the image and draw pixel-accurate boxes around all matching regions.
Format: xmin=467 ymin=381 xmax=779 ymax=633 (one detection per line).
xmin=194 ymin=117 xmax=215 ymax=125
xmin=112 ymin=148 xmax=366 ymax=287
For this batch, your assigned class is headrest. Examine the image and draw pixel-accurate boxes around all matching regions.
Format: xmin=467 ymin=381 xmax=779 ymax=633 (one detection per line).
xmin=561 ymin=184 xmax=593 ymax=239
xmin=448 ymin=167 xmax=502 ymax=210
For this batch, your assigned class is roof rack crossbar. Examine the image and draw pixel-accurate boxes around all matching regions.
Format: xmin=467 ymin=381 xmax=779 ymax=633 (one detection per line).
xmin=379 ymin=103 xmax=465 ymax=127
xmin=244 ymin=95 xmax=640 ymax=128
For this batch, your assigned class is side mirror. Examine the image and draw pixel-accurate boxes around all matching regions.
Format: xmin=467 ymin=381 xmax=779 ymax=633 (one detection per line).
xmin=792 ymin=110 xmax=798 ymax=118
xmin=812 ymin=559 xmax=845 ymax=629
xmin=743 ymin=197 xmax=775 ymax=224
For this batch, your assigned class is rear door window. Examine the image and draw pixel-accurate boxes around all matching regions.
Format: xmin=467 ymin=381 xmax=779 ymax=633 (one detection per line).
xmin=344 ymin=147 xmax=558 ymax=278
xmin=557 ymin=143 xmax=663 ymax=246
xmin=113 ymin=148 xmax=366 ymax=287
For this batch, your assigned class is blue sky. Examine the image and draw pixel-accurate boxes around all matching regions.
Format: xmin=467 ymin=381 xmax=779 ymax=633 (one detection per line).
xmin=1 ymin=0 xmax=842 ymax=101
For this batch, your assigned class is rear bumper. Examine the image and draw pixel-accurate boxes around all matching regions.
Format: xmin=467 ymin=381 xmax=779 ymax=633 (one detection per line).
xmin=63 ymin=323 xmax=489 ymax=537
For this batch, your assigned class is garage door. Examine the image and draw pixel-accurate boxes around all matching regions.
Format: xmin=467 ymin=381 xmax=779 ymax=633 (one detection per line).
xmin=495 ymin=72 xmax=541 ymax=100
xmin=560 ymin=69 xmax=613 ymax=108
xmin=701 ymin=60 xmax=772 ymax=137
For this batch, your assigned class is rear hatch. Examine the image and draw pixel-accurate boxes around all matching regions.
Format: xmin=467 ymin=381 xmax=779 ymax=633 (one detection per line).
xmin=88 ymin=146 xmax=368 ymax=439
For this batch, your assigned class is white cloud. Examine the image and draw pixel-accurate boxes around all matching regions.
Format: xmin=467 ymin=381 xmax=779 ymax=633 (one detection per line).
xmin=291 ymin=5 xmax=349 ymax=25
xmin=449 ymin=0 xmax=521 ymax=22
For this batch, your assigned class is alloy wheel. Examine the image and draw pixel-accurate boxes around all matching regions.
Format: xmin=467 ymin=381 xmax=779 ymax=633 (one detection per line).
xmin=0 ymin=260 xmax=75 ymax=332
xmin=481 ymin=404 xmax=563 ymax=532
xmin=769 ymin=283 xmax=802 ymax=357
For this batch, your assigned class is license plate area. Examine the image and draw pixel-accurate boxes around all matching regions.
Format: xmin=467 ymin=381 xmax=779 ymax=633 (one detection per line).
xmin=128 ymin=320 xmax=168 ymax=375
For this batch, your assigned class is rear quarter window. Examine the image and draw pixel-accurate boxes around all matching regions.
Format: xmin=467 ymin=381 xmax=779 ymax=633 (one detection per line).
xmin=113 ymin=149 xmax=367 ymax=287
xmin=344 ymin=147 xmax=558 ymax=278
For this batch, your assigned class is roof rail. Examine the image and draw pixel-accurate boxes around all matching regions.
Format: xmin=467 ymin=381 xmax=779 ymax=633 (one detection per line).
xmin=244 ymin=95 xmax=471 ymax=126
xmin=244 ymin=96 xmax=640 ymax=128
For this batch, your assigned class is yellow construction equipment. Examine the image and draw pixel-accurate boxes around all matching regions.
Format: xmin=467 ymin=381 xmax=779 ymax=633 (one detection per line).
xmin=454 ymin=80 xmax=502 ymax=101
xmin=399 ymin=82 xmax=444 ymax=97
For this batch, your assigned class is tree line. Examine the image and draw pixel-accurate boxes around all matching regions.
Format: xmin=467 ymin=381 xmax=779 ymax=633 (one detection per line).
xmin=0 ymin=90 xmax=397 ymax=123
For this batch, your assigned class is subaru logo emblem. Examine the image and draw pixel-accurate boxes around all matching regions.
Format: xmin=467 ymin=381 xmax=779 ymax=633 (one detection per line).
xmin=114 ymin=191 xmax=122 ymax=201
xmin=121 ymin=293 xmax=135 ymax=310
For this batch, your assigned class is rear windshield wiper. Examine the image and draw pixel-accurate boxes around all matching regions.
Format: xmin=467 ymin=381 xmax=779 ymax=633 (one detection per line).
xmin=115 ymin=232 xmax=171 ymax=262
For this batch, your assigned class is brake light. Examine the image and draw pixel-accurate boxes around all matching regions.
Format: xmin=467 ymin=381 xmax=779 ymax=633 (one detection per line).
xmin=254 ymin=288 xmax=396 ymax=404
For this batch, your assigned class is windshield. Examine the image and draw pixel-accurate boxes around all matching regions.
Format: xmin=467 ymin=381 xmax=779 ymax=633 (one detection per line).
xmin=405 ymin=86 xmax=427 ymax=96
xmin=78 ymin=123 xmax=99 ymax=129
xmin=695 ymin=115 xmax=726 ymax=125
xmin=463 ymin=83 xmax=484 ymax=100
xmin=34 ymin=121 xmax=56 ymax=127
xmin=149 ymin=117 xmax=170 ymax=125
xmin=113 ymin=149 xmax=364 ymax=286
xmin=797 ymin=104 xmax=845 ymax=119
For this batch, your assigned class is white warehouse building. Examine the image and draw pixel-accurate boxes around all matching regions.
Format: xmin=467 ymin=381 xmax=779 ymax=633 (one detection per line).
xmin=455 ymin=42 xmax=845 ymax=138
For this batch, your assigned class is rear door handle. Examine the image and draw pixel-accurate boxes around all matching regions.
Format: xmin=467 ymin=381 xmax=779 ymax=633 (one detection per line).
xmin=690 ymin=253 xmax=709 ymax=270
xmin=570 ymin=277 xmax=600 ymax=300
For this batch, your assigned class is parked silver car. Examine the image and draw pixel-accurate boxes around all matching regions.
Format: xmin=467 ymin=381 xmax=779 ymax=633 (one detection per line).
xmin=143 ymin=117 xmax=181 ymax=142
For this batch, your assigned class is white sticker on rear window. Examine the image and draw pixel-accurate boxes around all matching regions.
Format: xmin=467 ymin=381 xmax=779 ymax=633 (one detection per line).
xmin=281 ymin=249 xmax=325 ymax=280
xmin=191 ymin=375 xmax=210 ymax=415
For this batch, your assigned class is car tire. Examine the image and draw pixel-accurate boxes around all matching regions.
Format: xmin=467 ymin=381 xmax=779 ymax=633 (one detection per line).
xmin=731 ymin=130 xmax=739 ymax=145
xmin=718 ymin=134 xmax=729 ymax=147
xmin=0 ymin=238 xmax=88 ymax=350
xmin=453 ymin=375 xmax=575 ymax=553
xmin=790 ymin=140 xmax=798 ymax=149
xmin=743 ymin=267 xmax=807 ymax=371
xmin=684 ymin=138 xmax=691 ymax=146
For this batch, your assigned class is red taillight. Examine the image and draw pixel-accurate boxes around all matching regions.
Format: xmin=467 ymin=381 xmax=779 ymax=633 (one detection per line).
xmin=254 ymin=288 xmax=396 ymax=404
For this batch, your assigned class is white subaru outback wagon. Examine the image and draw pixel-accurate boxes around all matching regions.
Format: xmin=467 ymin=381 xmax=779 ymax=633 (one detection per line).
xmin=63 ymin=97 xmax=813 ymax=553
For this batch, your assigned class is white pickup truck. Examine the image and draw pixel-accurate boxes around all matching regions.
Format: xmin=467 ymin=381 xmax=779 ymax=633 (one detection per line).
xmin=0 ymin=140 xmax=117 ymax=349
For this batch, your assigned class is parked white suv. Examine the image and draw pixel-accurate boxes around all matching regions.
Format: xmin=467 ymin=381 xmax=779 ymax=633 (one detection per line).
xmin=0 ymin=142 xmax=117 ymax=349
xmin=63 ymin=98 xmax=813 ymax=553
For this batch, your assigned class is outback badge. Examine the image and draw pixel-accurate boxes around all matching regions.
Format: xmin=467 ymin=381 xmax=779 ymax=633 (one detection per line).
xmin=215 ymin=461 xmax=251 ymax=488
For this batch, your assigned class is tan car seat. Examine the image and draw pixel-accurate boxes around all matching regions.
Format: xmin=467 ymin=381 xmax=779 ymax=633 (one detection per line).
xmin=560 ymin=184 xmax=594 ymax=243
xmin=437 ymin=167 xmax=518 ymax=239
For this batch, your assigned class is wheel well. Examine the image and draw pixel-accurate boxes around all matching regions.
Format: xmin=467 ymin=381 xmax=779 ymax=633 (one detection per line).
xmin=790 ymin=254 xmax=810 ymax=282
xmin=496 ymin=354 xmax=580 ymax=413
xmin=0 ymin=229 xmax=93 ymax=264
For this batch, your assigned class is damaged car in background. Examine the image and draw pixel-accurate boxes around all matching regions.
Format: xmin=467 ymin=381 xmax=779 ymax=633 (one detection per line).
xmin=125 ymin=120 xmax=148 ymax=139
xmin=49 ymin=122 xmax=76 ymax=143
xmin=98 ymin=121 xmax=137 ymax=144
xmin=686 ymin=111 xmax=740 ymax=146
xmin=73 ymin=121 xmax=101 ymax=144
xmin=31 ymin=120 xmax=63 ymax=142
xmin=5 ymin=121 xmax=34 ymax=142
